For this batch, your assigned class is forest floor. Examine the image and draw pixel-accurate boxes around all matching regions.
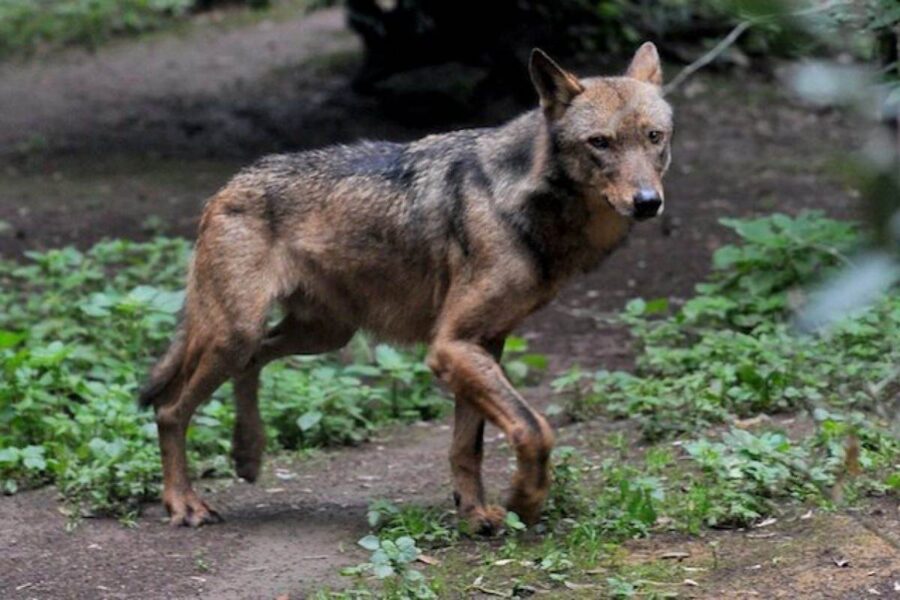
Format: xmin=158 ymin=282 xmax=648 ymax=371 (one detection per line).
xmin=1 ymin=5 xmax=898 ymax=600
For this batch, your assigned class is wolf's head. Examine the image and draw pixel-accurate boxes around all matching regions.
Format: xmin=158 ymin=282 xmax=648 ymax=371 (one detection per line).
xmin=529 ymin=43 xmax=672 ymax=221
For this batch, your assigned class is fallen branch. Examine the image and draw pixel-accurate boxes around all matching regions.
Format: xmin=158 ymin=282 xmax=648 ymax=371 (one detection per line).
xmin=663 ymin=20 xmax=753 ymax=94
xmin=664 ymin=0 xmax=854 ymax=94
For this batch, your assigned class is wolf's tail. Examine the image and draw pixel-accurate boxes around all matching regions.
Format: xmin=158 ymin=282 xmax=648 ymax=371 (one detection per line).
xmin=138 ymin=324 xmax=187 ymax=409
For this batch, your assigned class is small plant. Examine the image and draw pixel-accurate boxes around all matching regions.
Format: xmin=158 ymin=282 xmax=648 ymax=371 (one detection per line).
xmin=606 ymin=576 xmax=638 ymax=599
xmin=367 ymin=500 xmax=457 ymax=548
xmin=501 ymin=336 xmax=548 ymax=386
xmin=343 ymin=535 xmax=436 ymax=599
xmin=544 ymin=445 xmax=589 ymax=522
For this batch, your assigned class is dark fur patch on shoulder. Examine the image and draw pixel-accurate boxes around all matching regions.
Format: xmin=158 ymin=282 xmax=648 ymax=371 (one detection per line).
xmin=334 ymin=142 xmax=417 ymax=187
xmin=444 ymin=153 xmax=493 ymax=257
xmin=497 ymin=206 xmax=552 ymax=280
xmin=263 ymin=192 xmax=280 ymax=236
xmin=498 ymin=138 xmax=533 ymax=177
xmin=444 ymin=160 xmax=471 ymax=257
xmin=247 ymin=143 xmax=417 ymax=190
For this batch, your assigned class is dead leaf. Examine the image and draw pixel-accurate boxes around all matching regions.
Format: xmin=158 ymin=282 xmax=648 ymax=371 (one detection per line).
xmin=734 ymin=415 xmax=770 ymax=429
xmin=755 ymin=517 xmax=777 ymax=528
xmin=469 ymin=585 xmax=510 ymax=597
xmin=660 ymin=551 xmax=691 ymax=560
xmin=417 ymin=554 xmax=441 ymax=566
xmin=800 ymin=509 xmax=814 ymax=520
xmin=492 ymin=558 xmax=517 ymax=566
xmin=564 ymin=581 xmax=602 ymax=590
xmin=833 ymin=557 xmax=850 ymax=568
xmin=275 ymin=595 xmax=289 ymax=600
xmin=683 ymin=579 xmax=700 ymax=587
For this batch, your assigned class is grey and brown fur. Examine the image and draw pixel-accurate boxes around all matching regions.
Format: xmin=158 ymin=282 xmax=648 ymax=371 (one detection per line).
xmin=140 ymin=43 xmax=673 ymax=531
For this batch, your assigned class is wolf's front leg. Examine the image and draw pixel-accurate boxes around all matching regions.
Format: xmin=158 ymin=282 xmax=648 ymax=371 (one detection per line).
xmin=429 ymin=339 xmax=555 ymax=528
xmin=449 ymin=397 xmax=507 ymax=533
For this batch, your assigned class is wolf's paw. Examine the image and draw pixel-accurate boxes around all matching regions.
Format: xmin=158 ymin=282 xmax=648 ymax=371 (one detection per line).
xmin=232 ymin=428 xmax=265 ymax=483
xmin=506 ymin=493 xmax=544 ymax=526
xmin=463 ymin=504 xmax=507 ymax=536
xmin=164 ymin=489 xmax=223 ymax=527
xmin=234 ymin=456 xmax=262 ymax=483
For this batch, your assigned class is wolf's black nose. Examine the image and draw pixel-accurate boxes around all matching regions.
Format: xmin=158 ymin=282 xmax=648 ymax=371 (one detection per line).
xmin=633 ymin=188 xmax=662 ymax=221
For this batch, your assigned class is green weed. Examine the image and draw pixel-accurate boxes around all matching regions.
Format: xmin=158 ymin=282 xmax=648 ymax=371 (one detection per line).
xmin=556 ymin=212 xmax=898 ymax=441
xmin=341 ymin=534 xmax=437 ymax=599
xmin=367 ymin=500 xmax=458 ymax=548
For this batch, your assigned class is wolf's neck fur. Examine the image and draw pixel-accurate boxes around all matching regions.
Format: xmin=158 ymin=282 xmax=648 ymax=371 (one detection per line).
xmin=479 ymin=110 xmax=631 ymax=281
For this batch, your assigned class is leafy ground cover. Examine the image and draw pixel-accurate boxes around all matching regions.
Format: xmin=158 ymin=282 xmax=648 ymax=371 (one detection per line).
xmin=0 ymin=239 xmax=428 ymax=515
xmin=313 ymin=212 xmax=900 ymax=598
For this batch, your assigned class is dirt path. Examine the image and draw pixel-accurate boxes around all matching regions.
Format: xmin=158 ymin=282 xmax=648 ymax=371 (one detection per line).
xmin=0 ymin=8 xmax=356 ymax=158
xmin=0 ymin=5 xmax=890 ymax=600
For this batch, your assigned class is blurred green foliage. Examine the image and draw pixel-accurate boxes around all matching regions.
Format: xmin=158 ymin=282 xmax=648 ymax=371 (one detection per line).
xmin=0 ymin=0 xmax=277 ymax=57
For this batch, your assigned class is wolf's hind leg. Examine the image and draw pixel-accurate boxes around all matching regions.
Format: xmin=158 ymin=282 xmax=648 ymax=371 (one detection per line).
xmin=156 ymin=344 xmax=239 ymax=527
xmin=232 ymin=311 xmax=356 ymax=482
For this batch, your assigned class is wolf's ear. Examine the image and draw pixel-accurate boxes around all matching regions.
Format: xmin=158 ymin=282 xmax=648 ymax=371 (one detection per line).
xmin=529 ymin=49 xmax=585 ymax=118
xmin=625 ymin=42 xmax=662 ymax=87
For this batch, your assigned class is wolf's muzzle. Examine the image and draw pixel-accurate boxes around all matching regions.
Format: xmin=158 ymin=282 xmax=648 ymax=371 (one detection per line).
xmin=633 ymin=188 xmax=662 ymax=221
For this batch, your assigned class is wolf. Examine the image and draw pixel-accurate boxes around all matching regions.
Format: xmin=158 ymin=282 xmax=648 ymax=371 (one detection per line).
xmin=140 ymin=43 xmax=672 ymax=532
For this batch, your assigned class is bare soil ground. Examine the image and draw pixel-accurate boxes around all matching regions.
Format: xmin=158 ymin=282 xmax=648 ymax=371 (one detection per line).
xmin=1 ymin=6 xmax=897 ymax=600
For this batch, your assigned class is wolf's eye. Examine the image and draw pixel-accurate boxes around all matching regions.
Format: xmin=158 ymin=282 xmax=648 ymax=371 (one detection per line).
xmin=588 ymin=136 xmax=611 ymax=150
xmin=648 ymin=130 xmax=664 ymax=144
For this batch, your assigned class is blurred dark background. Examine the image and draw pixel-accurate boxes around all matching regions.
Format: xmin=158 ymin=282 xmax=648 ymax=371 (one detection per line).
xmin=0 ymin=0 xmax=896 ymax=261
